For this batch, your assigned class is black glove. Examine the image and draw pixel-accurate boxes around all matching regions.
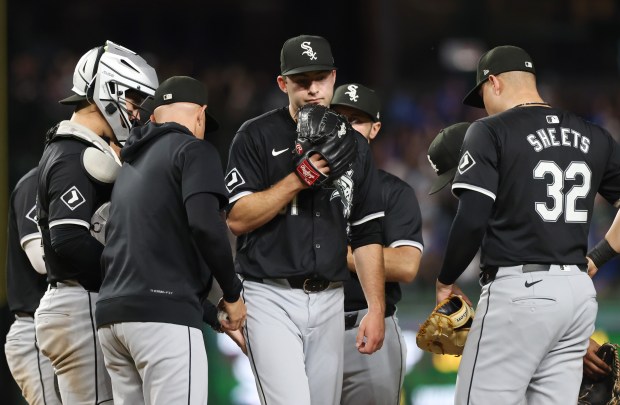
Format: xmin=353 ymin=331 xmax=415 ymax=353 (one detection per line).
xmin=292 ymin=104 xmax=357 ymax=187
xmin=578 ymin=343 xmax=620 ymax=405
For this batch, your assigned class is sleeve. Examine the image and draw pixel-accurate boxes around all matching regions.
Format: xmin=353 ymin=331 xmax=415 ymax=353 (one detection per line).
xmin=597 ymin=130 xmax=620 ymax=206
xmin=47 ymin=155 xmax=99 ymax=231
xmin=382 ymin=176 xmax=424 ymax=252
xmin=350 ymin=138 xmax=385 ymax=227
xmin=224 ymin=128 xmax=267 ymax=205
xmin=13 ymin=175 xmax=41 ymax=248
xmin=178 ymin=140 xmax=228 ymax=209
xmin=451 ymin=121 xmax=500 ymax=201
xmin=185 ymin=192 xmax=241 ymax=302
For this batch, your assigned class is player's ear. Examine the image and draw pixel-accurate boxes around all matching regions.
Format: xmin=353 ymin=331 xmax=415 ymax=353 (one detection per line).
xmin=369 ymin=122 xmax=382 ymax=141
xmin=277 ymin=76 xmax=288 ymax=94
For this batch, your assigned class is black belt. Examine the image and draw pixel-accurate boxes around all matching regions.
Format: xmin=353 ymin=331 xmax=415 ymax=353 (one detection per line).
xmin=14 ymin=311 xmax=34 ymax=318
xmin=243 ymin=275 xmax=340 ymax=293
xmin=344 ymin=306 xmax=396 ymax=330
xmin=480 ymin=264 xmax=588 ymax=285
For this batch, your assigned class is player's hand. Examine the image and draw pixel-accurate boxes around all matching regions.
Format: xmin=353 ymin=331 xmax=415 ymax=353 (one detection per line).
xmin=356 ymin=310 xmax=385 ymax=354
xmin=218 ymin=297 xmax=247 ymax=331
xmin=309 ymin=154 xmax=330 ymax=176
xmin=583 ymin=338 xmax=612 ymax=380
xmin=586 ymin=257 xmax=598 ymax=278
xmin=224 ymin=327 xmax=247 ymax=355
xmin=436 ymin=279 xmax=472 ymax=306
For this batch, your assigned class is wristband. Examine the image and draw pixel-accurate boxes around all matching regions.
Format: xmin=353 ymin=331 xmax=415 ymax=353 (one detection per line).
xmin=587 ymin=239 xmax=618 ymax=269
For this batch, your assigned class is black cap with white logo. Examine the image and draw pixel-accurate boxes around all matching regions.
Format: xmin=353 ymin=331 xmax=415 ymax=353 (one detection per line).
xmin=331 ymin=83 xmax=381 ymax=122
xmin=153 ymin=76 xmax=219 ymax=133
xmin=463 ymin=45 xmax=536 ymax=108
xmin=427 ymin=122 xmax=471 ymax=194
xmin=280 ymin=35 xmax=336 ymax=76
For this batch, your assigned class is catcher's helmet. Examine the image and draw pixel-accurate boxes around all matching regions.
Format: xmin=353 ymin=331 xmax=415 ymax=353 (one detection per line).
xmin=60 ymin=41 xmax=159 ymax=144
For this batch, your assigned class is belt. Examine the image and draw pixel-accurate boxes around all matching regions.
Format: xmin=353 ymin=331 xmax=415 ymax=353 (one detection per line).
xmin=49 ymin=279 xmax=83 ymax=289
xmin=14 ymin=311 xmax=34 ymax=319
xmin=344 ymin=306 xmax=396 ymax=330
xmin=480 ymin=264 xmax=588 ymax=285
xmin=243 ymin=275 xmax=342 ymax=293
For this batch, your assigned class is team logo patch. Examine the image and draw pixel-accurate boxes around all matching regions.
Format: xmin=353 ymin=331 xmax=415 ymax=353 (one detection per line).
xmin=546 ymin=115 xmax=559 ymax=124
xmin=60 ymin=186 xmax=86 ymax=211
xmin=25 ymin=204 xmax=37 ymax=224
xmin=225 ymin=168 xmax=245 ymax=193
xmin=300 ymin=41 xmax=317 ymax=60
xmin=457 ymin=151 xmax=476 ymax=175
xmin=345 ymin=84 xmax=359 ymax=102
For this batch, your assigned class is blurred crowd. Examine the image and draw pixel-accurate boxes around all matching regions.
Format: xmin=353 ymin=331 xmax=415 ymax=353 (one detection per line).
xmin=8 ymin=47 xmax=620 ymax=297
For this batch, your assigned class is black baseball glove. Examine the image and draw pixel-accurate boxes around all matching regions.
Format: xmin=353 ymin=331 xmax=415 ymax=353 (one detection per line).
xmin=579 ymin=343 xmax=620 ymax=405
xmin=292 ymin=104 xmax=357 ymax=188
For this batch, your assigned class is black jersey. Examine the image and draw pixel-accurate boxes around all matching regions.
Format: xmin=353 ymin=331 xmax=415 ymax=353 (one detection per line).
xmin=37 ymin=121 xmax=113 ymax=290
xmin=97 ymin=122 xmax=231 ymax=330
xmin=225 ymin=107 xmax=384 ymax=281
xmin=6 ymin=168 xmax=48 ymax=315
xmin=344 ymin=170 xmax=423 ymax=313
xmin=453 ymin=106 xmax=620 ymax=267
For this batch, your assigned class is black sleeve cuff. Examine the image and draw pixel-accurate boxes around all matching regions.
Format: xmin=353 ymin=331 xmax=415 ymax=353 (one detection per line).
xmin=350 ymin=217 xmax=383 ymax=250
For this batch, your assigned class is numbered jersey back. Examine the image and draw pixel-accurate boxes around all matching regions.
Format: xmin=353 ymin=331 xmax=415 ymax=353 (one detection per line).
xmin=452 ymin=107 xmax=620 ymax=267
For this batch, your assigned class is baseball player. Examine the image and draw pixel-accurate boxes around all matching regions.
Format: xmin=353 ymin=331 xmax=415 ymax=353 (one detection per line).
xmin=96 ymin=76 xmax=245 ymax=404
xmin=434 ymin=45 xmax=620 ymax=405
xmin=225 ymin=35 xmax=386 ymax=405
xmin=35 ymin=41 xmax=158 ymax=404
xmin=330 ymin=83 xmax=423 ymax=405
xmin=4 ymin=167 xmax=61 ymax=405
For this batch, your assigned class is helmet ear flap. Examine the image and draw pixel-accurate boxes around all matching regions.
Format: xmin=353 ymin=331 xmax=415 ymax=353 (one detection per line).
xmin=86 ymin=46 xmax=105 ymax=103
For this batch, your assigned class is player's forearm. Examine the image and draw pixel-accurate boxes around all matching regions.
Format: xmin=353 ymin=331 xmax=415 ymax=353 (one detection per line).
xmin=438 ymin=190 xmax=493 ymax=284
xmin=187 ymin=193 xmax=241 ymax=302
xmin=348 ymin=245 xmax=421 ymax=283
xmin=383 ymin=246 xmax=421 ymax=283
xmin=227 ymin=173 xmax=305 ymax=235
xmin=353 ymin=243 xmax=386 ymax=314
xmin=604 ymin=209 xmax=620 ymax=252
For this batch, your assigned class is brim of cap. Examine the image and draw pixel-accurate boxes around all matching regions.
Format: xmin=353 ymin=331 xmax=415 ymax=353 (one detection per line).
xmin=59 ymin=93 xmax=87 ymax=105
xmin=428 ymin=167 xmax=458 ymax=195
xmin=282 ymin=65 xmax=336 ymax=76
xmin=462 ymin=81 xmax=486 ymax=108
xmin=205 ymin=111 xmax=220 ymax=133
xmin=330 ymin=101 xmax=379 ymax=122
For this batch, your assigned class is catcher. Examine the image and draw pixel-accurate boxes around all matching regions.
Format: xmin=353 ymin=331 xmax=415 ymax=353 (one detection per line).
xmin=416 ymin=294 xmax=474 ymax=356
xmin=579 ymin=339 xmax=620 ymax=405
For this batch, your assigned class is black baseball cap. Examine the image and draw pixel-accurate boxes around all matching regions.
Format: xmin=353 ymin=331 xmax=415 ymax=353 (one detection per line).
xmin=427 ymin=122 xmax=471 ymax=194
xmin=280 ymin=35 xmax=336 ymax=76
xmin=331 ymin=83 xmax=381 ymax=122
xmin=463 ymin=45 xmax=536 ymax=108
xmin=153 ymin=76 xmax=219 ymax=133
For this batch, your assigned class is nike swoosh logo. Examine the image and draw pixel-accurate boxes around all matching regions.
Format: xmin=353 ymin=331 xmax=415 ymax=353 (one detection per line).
xmin=272 ymin=148 xmax=289 ymax=156
xmin=524 ymin=280 xmax=543 ymax=288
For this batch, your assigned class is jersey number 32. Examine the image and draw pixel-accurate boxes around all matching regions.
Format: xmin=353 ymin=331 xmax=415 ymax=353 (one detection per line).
xmin=533 ymin=160 xmax=591 ymax=223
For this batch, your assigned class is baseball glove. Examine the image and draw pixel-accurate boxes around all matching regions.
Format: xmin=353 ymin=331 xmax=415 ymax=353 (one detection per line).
xmin=293 ymin=104 xmax=357 ymax=188
xmin=416 ymin=295 xmax=474 ymax=356
xmin=579 ymin=343 xmax=620 ymax=405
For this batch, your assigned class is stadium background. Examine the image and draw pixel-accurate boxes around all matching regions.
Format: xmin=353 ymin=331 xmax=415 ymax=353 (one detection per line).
xmin=1 ymin=0 xmax=619 ymax=403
